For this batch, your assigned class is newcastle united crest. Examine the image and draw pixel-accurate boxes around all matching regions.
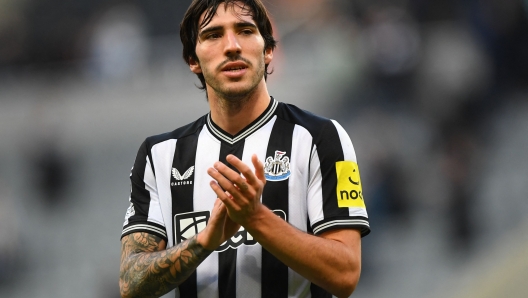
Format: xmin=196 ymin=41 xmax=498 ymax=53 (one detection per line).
xmin=264 ymin=150 xmax=291 ymax=181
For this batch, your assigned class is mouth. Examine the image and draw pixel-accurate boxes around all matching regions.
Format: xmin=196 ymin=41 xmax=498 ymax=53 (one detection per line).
xmin=220 ymin=61 xmax=249 ymax=78
xmin=220 ymin=60 xmax=249 ymax=71
xmin=223 ymin=66 xmax=247 ymax=72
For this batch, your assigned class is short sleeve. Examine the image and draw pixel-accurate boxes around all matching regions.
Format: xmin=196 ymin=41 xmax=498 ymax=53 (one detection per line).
xmin=307 ymin=120 xmax=370 ymax=237
xmin=121 ymin=140 xmax=167 ymax=241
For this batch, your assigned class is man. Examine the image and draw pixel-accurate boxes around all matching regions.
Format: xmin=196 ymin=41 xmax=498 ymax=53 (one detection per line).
xmin=119 ymin=1 xmax=370 ymax=297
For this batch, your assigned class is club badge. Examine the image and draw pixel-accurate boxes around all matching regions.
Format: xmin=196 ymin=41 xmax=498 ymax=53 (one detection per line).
xmin=264 ymin=150 xmax=291 ymax=181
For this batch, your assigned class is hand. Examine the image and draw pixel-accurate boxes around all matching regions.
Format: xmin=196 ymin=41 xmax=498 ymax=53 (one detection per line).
xmin=197 ymin=197 xmax=240 ymax=251
xmin=207 ymin=154 xmax=266 ymax=226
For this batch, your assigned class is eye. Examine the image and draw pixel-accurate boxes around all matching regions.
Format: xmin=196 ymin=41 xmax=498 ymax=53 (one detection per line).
xmin=206 ymin=33 xmax=221 ymax=39
xmin=240 ymin=29 xmax=254 ymax=35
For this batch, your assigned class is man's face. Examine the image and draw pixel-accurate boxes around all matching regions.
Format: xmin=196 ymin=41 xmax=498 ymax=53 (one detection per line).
xmin=189 ymin=2 xmax=273 ymax=100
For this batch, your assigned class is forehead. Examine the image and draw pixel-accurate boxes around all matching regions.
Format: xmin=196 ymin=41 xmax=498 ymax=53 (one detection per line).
xmin=199 ymin=2 xmax=256 ymax=30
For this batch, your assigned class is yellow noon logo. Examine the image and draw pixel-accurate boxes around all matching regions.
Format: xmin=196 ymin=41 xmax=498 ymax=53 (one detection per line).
xmin=335 ymin=161 xmax=365 ymax=208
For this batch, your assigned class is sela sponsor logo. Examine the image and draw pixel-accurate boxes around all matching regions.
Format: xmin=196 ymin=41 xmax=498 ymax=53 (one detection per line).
xmin=174 ymin=210 xmax=286 ymax=251
xmin=264 ymin=150 xmax=291 ymax=181
xmin=171 ymin=166 xmax=194 ymax=186
xmin=335 ymin=161 xmax=366 ymax=208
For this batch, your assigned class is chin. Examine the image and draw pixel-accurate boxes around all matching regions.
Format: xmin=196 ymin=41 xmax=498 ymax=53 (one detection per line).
xmin=219 ymin=84 xmax=259 ymax=100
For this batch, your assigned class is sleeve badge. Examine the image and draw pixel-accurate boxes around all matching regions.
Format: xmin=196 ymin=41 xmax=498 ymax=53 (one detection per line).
xmin=335 ymin=161 xmax=366 ymax=208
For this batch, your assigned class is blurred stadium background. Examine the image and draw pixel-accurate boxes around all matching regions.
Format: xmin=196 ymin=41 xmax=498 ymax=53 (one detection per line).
xmin=0 ymin=0 xmax=527 ymax=297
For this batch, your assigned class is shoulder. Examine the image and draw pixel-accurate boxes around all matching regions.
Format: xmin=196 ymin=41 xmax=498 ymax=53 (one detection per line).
xmin=275 ymin=102 xmax=329 ymax=126
xmin=275 ymin=101 xmax=346 ymax=141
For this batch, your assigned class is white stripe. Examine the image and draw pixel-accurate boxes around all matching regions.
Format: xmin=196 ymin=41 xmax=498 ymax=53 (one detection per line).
xmin=315 ymin=219 xmax=370 ymax=229
xmin=145 ymin=155 xmax=164 ymax=227
xmin=122 ymin=224 xmax=167 ymax=237
xmin=330 ymin=119 xmax=357 ymax=162
xmin=207 ymin=99 xmax=278 ymax=144
xmin=151 ymin=139 xmax=177 ymax=247
xmin=194 ymin=126 xmax=222 ymax=298
xmin=288 ymin=125 xmax=312 ymax=232
xmin=307 ymin=145 xmax=325 ymax=227
xmin=288 ymin=125 xmax=313 ymax=297
xmin=121 ymin=224 xmax=166 ymax=235
xmin=312 ymin=220 xmax=370 ymax=235
xmin=161 ymin=290 xmax=176 ymax=298
xmin=349 ymin=206 xmax=369 ymax=218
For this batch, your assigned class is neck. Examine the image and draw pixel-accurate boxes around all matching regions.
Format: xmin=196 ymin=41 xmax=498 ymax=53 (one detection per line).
xmin=208 ymin=80 xmax=271 ymax=135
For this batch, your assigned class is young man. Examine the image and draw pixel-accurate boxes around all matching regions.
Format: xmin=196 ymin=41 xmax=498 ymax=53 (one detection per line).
xmin=119 ymin=1 xmax=370 ymax=297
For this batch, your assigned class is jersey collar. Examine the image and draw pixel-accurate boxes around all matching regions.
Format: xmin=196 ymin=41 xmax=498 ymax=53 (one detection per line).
xmin=206 ymin=97 xmax=278 ymax=145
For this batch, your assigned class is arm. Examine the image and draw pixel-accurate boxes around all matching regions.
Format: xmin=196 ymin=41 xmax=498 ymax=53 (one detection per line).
xmin=119 ymin=199 xmax=240 ymax=298
xmin=245 ymin=209 xmax=361 ymax=297
xmin=208 ymin=155 xmax=362 ymax=298
xmin=119 ymin=233 xmax=210 ymax=298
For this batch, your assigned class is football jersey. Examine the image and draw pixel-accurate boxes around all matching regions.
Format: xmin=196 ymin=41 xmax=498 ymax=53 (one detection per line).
xmin=121 ymin=97 xmax=370 ymax=298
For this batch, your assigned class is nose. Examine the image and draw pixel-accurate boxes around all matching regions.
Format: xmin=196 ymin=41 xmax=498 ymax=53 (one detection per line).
xmin=224 ymin=31 xmax=241 ymax=56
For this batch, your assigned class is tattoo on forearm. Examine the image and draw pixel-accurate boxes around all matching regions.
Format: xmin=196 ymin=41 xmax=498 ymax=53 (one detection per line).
xmin=119 ymin=233 xmax=212 ymax=298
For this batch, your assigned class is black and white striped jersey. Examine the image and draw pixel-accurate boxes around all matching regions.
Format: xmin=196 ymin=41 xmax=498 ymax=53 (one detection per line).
xmin=121 ymin=97 xmax=370 ymax=298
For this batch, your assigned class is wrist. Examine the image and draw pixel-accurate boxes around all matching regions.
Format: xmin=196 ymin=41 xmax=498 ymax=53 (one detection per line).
xmin=241 ymin=204 xmax=271 ymax=233
xmin=196 ymin=229 xmax=216 ymax=251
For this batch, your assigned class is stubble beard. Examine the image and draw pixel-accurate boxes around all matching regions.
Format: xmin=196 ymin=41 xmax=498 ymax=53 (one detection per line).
xmin=203 ymin=55 xmax=266 ymax=112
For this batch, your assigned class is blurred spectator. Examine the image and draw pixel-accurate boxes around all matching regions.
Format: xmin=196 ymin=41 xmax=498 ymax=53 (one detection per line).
xmin=30 ymin=139 xmax=72 ymax=206
xmin=85 ymin=4 xmax=149 ymax=82
xmin=0 ymin=180 xmax=22 ymax=286
xmin=22 ymin=101 xmax=75 ymax=208
xmin=469 ymin=0 xmax=528 ymax=89
xmin=359 ymin=7 xmax=421 ymax=77
xmin=0 ymin=0 xmax=190 ymax=69
xmin=414 ymin=23 xmax=492 ymax=125
xmin=440 ymin=122 xmax=477 ymax=251
xmin=0 ymin=3 xmax=29 ymax=66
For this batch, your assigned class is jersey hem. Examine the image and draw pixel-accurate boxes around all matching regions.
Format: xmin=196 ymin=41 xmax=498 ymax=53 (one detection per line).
xmin=121 ymin=221 xmax=168 ymax=241
xmin=312 ymin=216 xmax=370 ymax=237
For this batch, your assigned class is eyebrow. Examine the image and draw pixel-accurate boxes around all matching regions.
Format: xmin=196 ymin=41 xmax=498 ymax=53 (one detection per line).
xmin=199 ymin=21 xmax=258 ymax=38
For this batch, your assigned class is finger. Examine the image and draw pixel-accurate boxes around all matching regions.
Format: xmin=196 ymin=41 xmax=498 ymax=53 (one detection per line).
xmin=210 ymin=160 xmax=241 ymax=183
xmin=226 ymin=154 xmax=259 ymax=186
xmin=214 ymin=197 xmax=227 ymax=215
xmin=251 ymin=154 xmax=266 ymax=184
xmin=207 ymin=166 xmax=244 ymax=198
xmin=210 ymin=180 xmax=238 ymax=210
xmin=210 ymin=160 xmax=254 ymax=197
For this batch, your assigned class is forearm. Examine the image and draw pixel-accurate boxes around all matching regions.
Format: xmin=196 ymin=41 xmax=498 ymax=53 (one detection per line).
xmin=245 ymin=207 xmax=361 ymax=298
xmin=119 ymin=234 xmax=212 ymax=298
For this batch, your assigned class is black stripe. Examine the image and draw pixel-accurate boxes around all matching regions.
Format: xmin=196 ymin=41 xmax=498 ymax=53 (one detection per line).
xmin=261 ymin=118 xmax=294 ymax=298
xmin=316 ymin=121 xmax=349 ymax=220
xmin=218 ymin=141 xmax=245 ymax=298
xmin=171 ymin=133 xmax=199 ymax=298
xmin=310 ymin=283 xmax=332 ymax=298
xmin=127 ymin=141 xmax=153 ymax=228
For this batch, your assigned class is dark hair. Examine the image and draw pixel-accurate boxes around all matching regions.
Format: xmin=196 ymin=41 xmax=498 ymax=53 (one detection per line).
xmin=180 ymin=0 xmax=277 ymax=90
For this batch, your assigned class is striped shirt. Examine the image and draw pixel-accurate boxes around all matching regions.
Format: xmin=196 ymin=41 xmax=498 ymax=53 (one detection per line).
xmin=121 ymin=97 xmax=370 ymax=298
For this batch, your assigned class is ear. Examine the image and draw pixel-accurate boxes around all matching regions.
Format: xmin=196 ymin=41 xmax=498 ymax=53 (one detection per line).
xmin=264 ymin=47 xmax=273 ymax=65
xmin=189 ymin=56 xmax=202 ymax=74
